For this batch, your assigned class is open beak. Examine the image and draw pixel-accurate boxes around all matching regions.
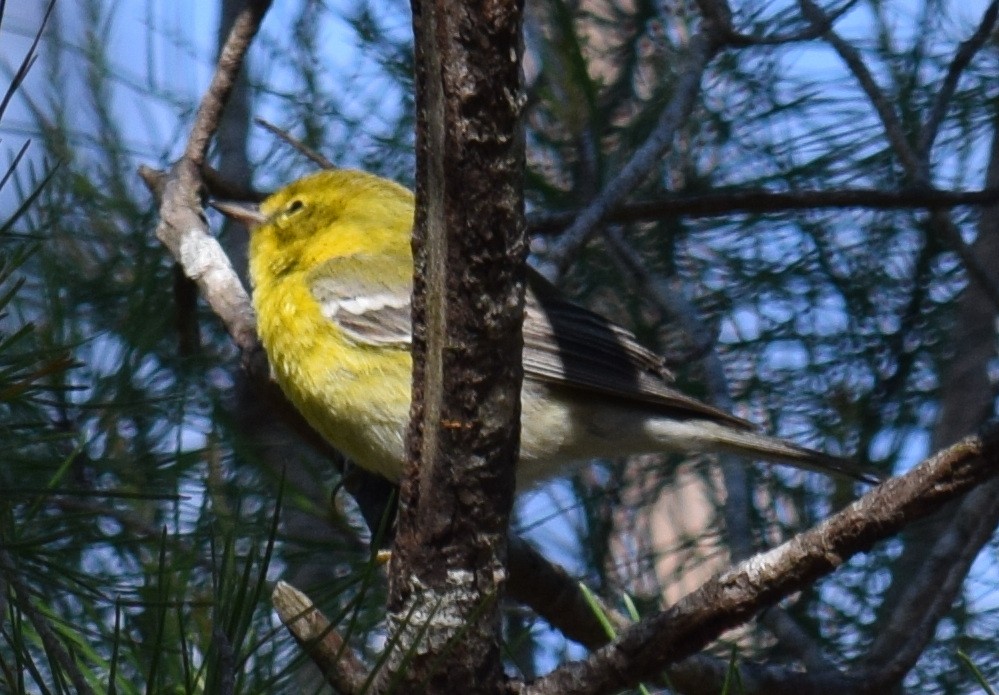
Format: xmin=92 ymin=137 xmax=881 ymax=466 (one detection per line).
xmin=210 ymin=200 xmax=267 ymax=227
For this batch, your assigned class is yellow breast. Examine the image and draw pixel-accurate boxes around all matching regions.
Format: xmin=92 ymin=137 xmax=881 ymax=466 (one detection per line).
xmin=252 ymin=266 xmax=412 ymax=480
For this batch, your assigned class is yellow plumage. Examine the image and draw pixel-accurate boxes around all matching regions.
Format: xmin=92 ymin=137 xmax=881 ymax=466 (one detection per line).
xmin=249 ymin=172 xmax=414 ymax=480
xmin=222 ymin=169 xmax=876 ymax=487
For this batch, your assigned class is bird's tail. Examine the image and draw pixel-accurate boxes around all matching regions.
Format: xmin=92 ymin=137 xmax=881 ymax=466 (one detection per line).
xmin=657 ymin=419 xmax=881 ymax=484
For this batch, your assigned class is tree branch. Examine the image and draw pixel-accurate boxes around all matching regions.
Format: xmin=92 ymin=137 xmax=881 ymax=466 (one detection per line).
xmin=508 ymin=535 xmax=852 ymax=694
xmin=798 ymin=0 xmax=924 ymax=176
xmin=272 ymin=581 xmax=368 ymax=695
xmin=507 ymin=535 xmax=629 ymax=650
xmin=540 ymin=20 xmax=723 ymax=279
xmin=919 ymin=0 xmax=999 ymax=154
xmin=722 ymin=0 xmax=858 ymax=47
xmin=140 ymin=0 xmax=272 ymax=358
xmin=184 ymin=0 xmax=272 ymax=167
xmin=798 ymin=1 xmax=999 ymax=315
xmin=865 ymin=106 xmax=999 ymax=680
xmin=254 ymin=117 xmax=335 ymax=170
xmin=864 ymin=478 xmax=999 ymax=686
xmin=383 ymin=0 xmax=526 ymax=691
xmin=522 ymin=430 xmax=999 ymax=695
xmin=528 ymin=186 xmax=999 ymax=234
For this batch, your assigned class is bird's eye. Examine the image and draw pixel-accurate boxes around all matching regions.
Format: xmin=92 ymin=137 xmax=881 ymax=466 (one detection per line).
xmin=286 ymin=199 xmax=305 ymax=215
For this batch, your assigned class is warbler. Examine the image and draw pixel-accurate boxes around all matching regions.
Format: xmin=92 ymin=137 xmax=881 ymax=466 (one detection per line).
xmin=215 ymin=169 xmax=876 ymax=487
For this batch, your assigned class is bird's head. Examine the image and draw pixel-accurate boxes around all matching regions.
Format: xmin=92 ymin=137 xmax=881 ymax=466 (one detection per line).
xmin=214 ymin=169 xmax=415 ymax=264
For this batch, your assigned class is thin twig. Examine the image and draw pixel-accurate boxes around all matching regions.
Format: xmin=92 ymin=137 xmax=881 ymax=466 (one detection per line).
xmin=723 ymin=0 xmax=859 ymax=47
xmin=934 ymin=212 xmax=999 ymax=311
xmin=0 ymin=0 xmax=54 ymax=120
xmin=919 ymin=0 xmax=999 ymax=155
xmin=797 ymin=0 xmax=999 ymax=313
xmin=797 ymin=0 xmax=924 ymax=176
xmin=254 ymin=117 xmax=336 ymax=170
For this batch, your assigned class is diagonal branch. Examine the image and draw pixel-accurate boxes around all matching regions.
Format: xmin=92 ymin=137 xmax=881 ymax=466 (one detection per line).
xmin=798 ymin=2 xmax=999 ymax=312
xmin=254 ymin=117 xmax=335 ymax=170
xmin=722 ymin=0 xmax=858 ymax=47
xmin=140 ymin=0 xmax=273 ymax=357
xmin=509 ymin=534 xmax=852 ymax=694
xmin=272 ymin=581 xmax=368 ymax=695
xmin=798 ymin=0 xmax=924 ymax=176
xmin=184 ymin=0 xmax=272 ymax=167
xmin=919 ymin=0 xmax=999 ymax=155
xmin=864 ymin=478 xmax=999 ymax=686
xmin=542 ymin=22 xmax=724 ymax=280
xmin=522 ymin=430 xmax=999 ymax=695
xmin=865 ymin=105 xmax=999 ymax=678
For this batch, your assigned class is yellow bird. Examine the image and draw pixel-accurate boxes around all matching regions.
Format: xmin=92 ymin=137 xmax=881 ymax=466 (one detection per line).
xmin=215 ymin=169 xmax=876 ymax=487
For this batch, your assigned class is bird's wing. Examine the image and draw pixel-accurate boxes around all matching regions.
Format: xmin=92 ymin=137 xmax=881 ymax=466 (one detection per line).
xmin=309 ymin=257 xmax=749 ymax=429
xmin=522 ymin=269 xmax=751 ymax=429
xmin=308 ymin=254 xmax=412 ymax=347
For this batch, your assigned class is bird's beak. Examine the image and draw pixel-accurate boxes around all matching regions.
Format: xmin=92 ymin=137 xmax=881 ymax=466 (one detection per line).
xmin=210 ymin=200 xmax=267 ymax=227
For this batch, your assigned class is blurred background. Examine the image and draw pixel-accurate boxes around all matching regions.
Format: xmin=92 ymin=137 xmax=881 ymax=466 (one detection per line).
xmin=1 ymin=0 xmax=998 ymax=692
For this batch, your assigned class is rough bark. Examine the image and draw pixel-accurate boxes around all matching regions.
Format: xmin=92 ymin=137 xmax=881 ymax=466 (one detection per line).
xmin=382 ymin=2 xmax=526 ymax=693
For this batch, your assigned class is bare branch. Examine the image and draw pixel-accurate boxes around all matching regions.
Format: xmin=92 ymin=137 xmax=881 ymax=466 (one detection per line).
xmin=272 ymin=581 xmax=368 ymax=695
xmin=528 ymin=186 xmax=999 ymax=234
xmin=758 ymin=607 xmax=839 ymax=674
xmin=865 ymin=108 xmax=999 ymax=680
xmin=184 ymin=0 xmax=272 ymax=167
xmin=508 ymin=535 xmax=852 ymax=694
xmin=723 ymin=0 xmax=859 ymax=47
xmin=934 ymin=212 xmax=999 ymax=312
xmin=508 ymin=535 xmax=630 ymax=650
xmin=140 ymin=0 xmax=273 ymax=358
xmin=140 ymin=161 xmax=257 ymax=355
xmin=864 ymin=479 xmax=999 ymax=686
xmin=797 ymin=1 xmax=999 ymax=313
xmin=523 ymin=431 xmax=999 ymax=695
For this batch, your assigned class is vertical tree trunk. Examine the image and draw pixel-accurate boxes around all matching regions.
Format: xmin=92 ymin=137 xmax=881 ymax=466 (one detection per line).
xmin=383 ymin=2 xmax=526 ymax=693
